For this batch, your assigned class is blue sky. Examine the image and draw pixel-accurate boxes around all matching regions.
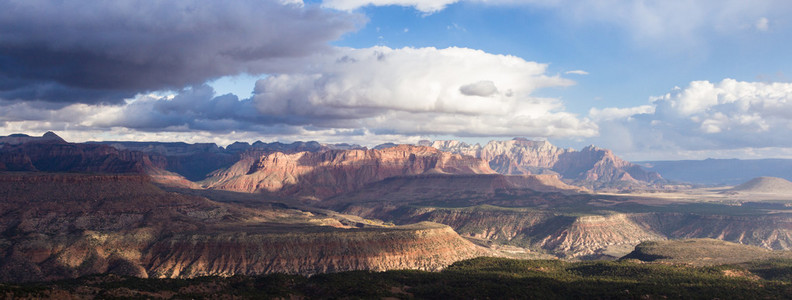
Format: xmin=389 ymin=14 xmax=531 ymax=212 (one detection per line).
xmin=2 ymin=0 xmax=792 ymax=160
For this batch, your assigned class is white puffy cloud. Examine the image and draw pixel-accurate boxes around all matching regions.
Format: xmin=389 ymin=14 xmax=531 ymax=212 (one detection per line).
xmin=589 ymin=105 xmax=654 ymax=122
xmin=588 ymin=79 xmax=792 ymax=159
xmin=0 ymin=46 xmax=596 ymax=143
xmin=252 ymin=46 xmax=596 ymax=138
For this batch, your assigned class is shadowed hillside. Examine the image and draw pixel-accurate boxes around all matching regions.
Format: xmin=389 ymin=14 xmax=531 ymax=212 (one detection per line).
xmin=0 ymin=173 xmax=488 ymax=283
xmin=622 ymin=239 xmax=792 ymax=266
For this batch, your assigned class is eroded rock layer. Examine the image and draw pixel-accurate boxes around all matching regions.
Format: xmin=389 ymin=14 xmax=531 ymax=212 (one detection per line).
xmin=340 ymin=203 xmax=792 ymax=259
xmin=426 ymin=138 xmax=664 ymax=189
xmin=0 ymin=173 xmax=486 ymax=283
xmin=202 ymin=145 xmax=495 ymax=199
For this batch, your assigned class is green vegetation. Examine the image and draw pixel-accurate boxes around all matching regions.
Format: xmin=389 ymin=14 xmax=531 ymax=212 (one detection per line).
xmin=3 ymin=257 xmax=792 ymax=299
xmin=624 ymin=239 xmax=792 ymax=266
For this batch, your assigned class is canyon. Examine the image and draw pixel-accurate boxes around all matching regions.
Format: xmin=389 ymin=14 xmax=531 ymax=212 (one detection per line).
xmin=2 ymin=132 xmax=792 ymax=282
xmin=0 ymin=172 xmax=486 ymax=283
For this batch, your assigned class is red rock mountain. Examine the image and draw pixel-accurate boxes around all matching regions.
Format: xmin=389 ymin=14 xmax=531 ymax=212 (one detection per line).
xmin=0 ymin=136 xmax=164 ymax=174
xmin=202 ymin=145 xmax=495 ymax=199
xmin=425 ymin=138 xmax=664 ymax=189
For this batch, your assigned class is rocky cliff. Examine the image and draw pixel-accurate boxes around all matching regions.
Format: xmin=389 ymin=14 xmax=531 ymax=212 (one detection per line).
xmin=339 ymin=200 xmax=792 ymax=259
xmin=145 ymin=222 xmax=483 ymax=278
xmin=202 ymin=145 xmax=495 ymax=200
xmin=426 ymin=138 xmax=664 ymax=189
xmin=0 ymin=139 xmax=162 ymax=174
xmin=0 ymin=173 xmax=487 ymax=283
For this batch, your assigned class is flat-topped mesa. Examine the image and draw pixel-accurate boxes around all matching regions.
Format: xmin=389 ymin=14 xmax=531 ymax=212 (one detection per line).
xmin=0 ymin=172 xmax=489 ymax=283
xmin=428 ymin=138 xmax=664 ymax=190
xmin=0 ymin=140 xmax=167 ymax=174
xmin=202 ymin=144 xmax=495 ymax=199
xmin=0 ymin=133 xmax=199 ymax=187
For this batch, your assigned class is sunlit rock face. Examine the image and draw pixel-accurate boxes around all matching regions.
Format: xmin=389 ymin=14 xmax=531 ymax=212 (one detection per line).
xmin=202 ymin=145 xmax=496 ymax=199
xmin=428 ymin=138 xmax=664 ymax=190
xmin=0 ymin=173 xmax=488 ymax=283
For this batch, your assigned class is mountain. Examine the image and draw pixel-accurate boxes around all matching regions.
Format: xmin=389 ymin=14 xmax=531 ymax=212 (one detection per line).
xmin=0 ymin=172 xmax=487 ymax=283
xmin=338 ymin=201 xmax=792 ymax=259
xmin=202 ymin=145 xmax=495 ymax=200
xmin=0 ymin=131 xmax=66 ymax=145
xmin=0 ymin=133 xmax=163 ymax=174
xmin=425 ymin=138 xmax=664 ymax=189
xmin=732 ymin=177 xmax=792 ymax=194
xmin=92 ymin=141 xmax=242 ymax=181
xmin=93 ymin=140 xmax=367 ymax=181
xmin=637 ymin=158 xmax=792 ymax=186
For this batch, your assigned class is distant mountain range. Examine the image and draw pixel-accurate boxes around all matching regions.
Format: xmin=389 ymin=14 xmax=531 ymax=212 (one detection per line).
xmin=424 ymin=138 xmax=664 ymax=190
xmin=7 ymin=132 xmax=792 ymax=188
xmin=3 ymin=132 xmax=792 ymax=282
xmin=637 ymin=159 xmax=792 ymax=186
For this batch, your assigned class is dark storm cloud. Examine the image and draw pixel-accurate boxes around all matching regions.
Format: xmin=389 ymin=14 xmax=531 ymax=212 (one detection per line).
xmin=0 ymin=0 xmax=360 ymax=104
xmin=102 ymin=85 xmax=266 ymax=131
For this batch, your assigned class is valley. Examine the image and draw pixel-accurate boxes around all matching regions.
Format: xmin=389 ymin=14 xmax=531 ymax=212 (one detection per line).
xmin=2 ymin=132 xmax=792 ymax=288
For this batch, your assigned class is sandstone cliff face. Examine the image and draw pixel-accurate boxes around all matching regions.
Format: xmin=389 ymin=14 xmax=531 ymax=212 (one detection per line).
xmin=340 ymin=202 xmax=792 ymax=259
xmin=427 ymin=138 xmax=664 ymax=190
xmin=145 ymin=223 xmax=484 ymax=278
xmin=0 ymin=173 xmax=487 ymax=283
xmin=202 ymin=145 xmax=495 ymax=199
xmin=0 ymin=133 xmax=171 ymax=175
xmin=342 ymin=206 xmax=664 ymax=258
xmin=0 ymin=133 xmax=204 ymax=189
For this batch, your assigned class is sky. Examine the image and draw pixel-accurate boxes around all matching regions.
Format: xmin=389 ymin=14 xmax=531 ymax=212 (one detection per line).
xmin=1 ymin=0 xmax=792 ymax=161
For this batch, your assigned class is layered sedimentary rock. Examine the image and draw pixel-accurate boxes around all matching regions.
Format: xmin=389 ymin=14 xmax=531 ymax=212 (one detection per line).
xmin=145 ymin=222 xmax=483 ymax=278
xmin=0 ymin=173 xmax=487 ymax=283
xmin=426 ymin=138 xmax=664 ymax=189
xmin=0 ymin=139 xmax=162 ymax=174
xmin=95 ymin=140 xmax=367 ymax=181
xmin=202 ymin=145 xmax=495 ymax=199
xmin=340 ymin=200 xmax=792 ymax=259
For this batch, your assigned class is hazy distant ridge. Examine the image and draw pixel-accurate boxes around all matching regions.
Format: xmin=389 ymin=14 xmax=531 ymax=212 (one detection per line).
xmin=637 ymin=159 xmax=792 ymax=185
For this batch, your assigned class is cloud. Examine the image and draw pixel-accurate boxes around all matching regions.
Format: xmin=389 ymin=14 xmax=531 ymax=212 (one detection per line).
xmin=0 ymin=0 xmax=360 ymax=104
xmin=252 ymin=46 xmax=596 ymax=137
xmin=459 ymin=81 xmax=499 ymax=97
xmin=323 ymin=0 xmax=791 ymax=48
xmin=589 ymin=79 xmax=792 ymax=158
xmin=323 ymin=0 xmax=458 ymax=13
xmin=589 ymin=105 xmax=654 ymax=122
xmin=0 ymin=46 xmax=597 ymax=142
xmin=756 ymin=17 xmax=770 ymax=31
xmin=565 ymin=70 xmax=589 ymax=75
